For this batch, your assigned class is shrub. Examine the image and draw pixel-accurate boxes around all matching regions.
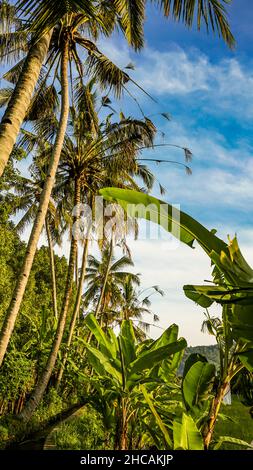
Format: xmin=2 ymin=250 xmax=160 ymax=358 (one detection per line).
xmin=53 ymin=405 xmax=111 ymax=450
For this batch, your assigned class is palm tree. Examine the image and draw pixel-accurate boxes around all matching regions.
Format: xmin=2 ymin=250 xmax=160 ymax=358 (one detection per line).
xmin=118 ymin=278 xmax=163 ymax=340
xmin=0 ymin=0 xmax=52 ymax=176
xmin=84 ymin=246 xmax=140 ymax=327
xmin=0 ymin=0 xmax=234 ymax=176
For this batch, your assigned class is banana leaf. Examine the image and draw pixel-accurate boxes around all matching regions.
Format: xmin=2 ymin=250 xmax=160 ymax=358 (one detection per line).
xmin=173 ymin=413 xmax=204 ymax=450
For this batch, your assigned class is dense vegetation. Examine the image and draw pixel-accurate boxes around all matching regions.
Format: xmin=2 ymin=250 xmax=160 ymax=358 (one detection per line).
xmin=0 ymin=0 xmax=252 ymax=452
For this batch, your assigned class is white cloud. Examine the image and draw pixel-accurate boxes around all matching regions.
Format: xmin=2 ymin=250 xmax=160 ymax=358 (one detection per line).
xmin=99 ymin=38 xmax=253 ymax=120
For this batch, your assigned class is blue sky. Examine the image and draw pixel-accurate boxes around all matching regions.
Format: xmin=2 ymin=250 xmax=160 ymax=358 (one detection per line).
xmin=2 ymin=1 xmax=253 ymax=345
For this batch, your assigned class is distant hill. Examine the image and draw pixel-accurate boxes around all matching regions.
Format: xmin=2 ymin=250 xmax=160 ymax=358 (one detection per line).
xmin=178 ymin=344 xmax=219 ymax=376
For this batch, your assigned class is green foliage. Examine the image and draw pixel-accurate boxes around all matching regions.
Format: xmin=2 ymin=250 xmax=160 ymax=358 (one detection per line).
xmin=173 ymin=413 xmax=204 ymax=450
xmin=0 ymin=424 xmax=9 ymax=449
xmin=182 ymin=360 xmax=215 ymax=411
xmin=100 ymin=189 xmax=253 ymax=378
xmin=31 ymin=388 xmax=65 ymax=425
xmin=53 ymin=405 xmax=110 ymax=450
xmin=233 ymin=369 xmax=253 ymax=406
xmin=0 ymin=348 xmax=35 ymax=404
xmin=214 ymin=396 xmax=253 ymax=450
xmin=80 ymin=314 xmax=187 ymax=449
xmin=84 ymin=314 xmax=186 ymax=390
xmin=141 ymin=384 xmax=173 ymax=449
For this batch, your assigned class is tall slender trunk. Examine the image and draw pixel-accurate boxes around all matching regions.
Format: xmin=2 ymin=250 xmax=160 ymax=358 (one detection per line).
xmin=0 ymin=32 xmax=51 ymax=177
xmin=86 ymin=239 xmax=113 ymax=344
xmin=95 ymin=239 xmax=113 ymax=319
xmin=0 ymin=39 xmax=69 ymax=367
xmin=45 ymin=215 xmax=58 ymax=320
xmin=56 ymin=231 xmax=90 ymax=387
xmin=75 ymin=246 xmax=79 ymax=288
xmin=19 ymin=176 xmax=81 ymax=423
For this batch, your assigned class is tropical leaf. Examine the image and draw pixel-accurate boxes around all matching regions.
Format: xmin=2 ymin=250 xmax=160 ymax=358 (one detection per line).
xmin=141 ymin=384 xmax=172 ymax=448
xmin=99 ymin=188 xmax=227 ymax=256
xmin=119 ymin=320 xmax=136 ymax=367
xmin=16 ymin=0 xmax=100 ymax=38
xmin=182 ymin=353 xmax=207 ymax=380
xmin=85 ymin=49 xmax=130 ymax=98
xmin=237 ymin=349 xmax=253 ymax=372
xmin=114 ymin=0 xmax=145 ymax=50
xmin=152 ymin=0 xmax=235 ymax=47
xmin=213 ymin=436 xmax=253 ymax=450
xmin=128 ymin=338 xmax=187 ymax=376
xmin=182 ymin=360 xmax=215 ymax=410
xmin=85 ymin=313 xmax=117 ymax=358
xmin=85 ymin=343 xmax=122 ymax=384
xmin=173 ymin=413 xmax=204 ymax=450
xmin=148 ymin=323 xmax=179 ymax=351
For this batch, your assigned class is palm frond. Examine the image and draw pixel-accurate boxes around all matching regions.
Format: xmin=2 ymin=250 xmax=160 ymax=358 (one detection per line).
xmin=2 ymin=57 xmax=25 ymax=83
xmin=84 ymin=45 xmax=130 ymax=98
xmin=16 ymin=204 xmax=37 ymax=233
xmin=0 ymin=31 xmax=28 ymax=64
xmin=0 ymin=86 xmax=13 ymax=107
xmin=17 ymin=0 xmax=104 ymax=38
xmin=113 ymin=0 xmax=145 ymax=50
xmin=152 ymin=0 xmax=235 ymax=47
xmin=0 ymin=1 xmax=21 ymax=33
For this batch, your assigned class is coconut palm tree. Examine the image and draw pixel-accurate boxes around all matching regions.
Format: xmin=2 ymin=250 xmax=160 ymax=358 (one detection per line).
xmin=0 ymin=34 xmax=69 ymax=366
xmin=84 ymin=246 xmax=140 ymax=326
xmin=117 ymin=277 xmax=163 ymax=340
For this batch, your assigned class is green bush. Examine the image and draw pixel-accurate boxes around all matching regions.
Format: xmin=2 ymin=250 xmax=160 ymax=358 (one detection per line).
xmin=214 ymin=395 xmax=253 ymax=450
xmin=31 ymin=388 xmax=65 ymax=425
xmin=0 ymin=424 xmax=9 ymax=449
xmin=53 ymin=405 xmax=111 ymax=450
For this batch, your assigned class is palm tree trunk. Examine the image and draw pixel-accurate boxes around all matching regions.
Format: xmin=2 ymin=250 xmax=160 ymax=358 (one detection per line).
xmin=45 ymin=215 xmax=58 ymax=320
xmin=95 ymin=239 xmax=113 ymax=319
xmin=56 ymin=231 xmax=90 ymax=387
xmin=0 ymin=32 xmax=51 ymax=177
xmin=75 ymin=246 xmax=79 ymax=288
xmin=19 ymin=176 xmax=81 ymax=423
xmin=0 ymin=39 xmax=69 ymax=367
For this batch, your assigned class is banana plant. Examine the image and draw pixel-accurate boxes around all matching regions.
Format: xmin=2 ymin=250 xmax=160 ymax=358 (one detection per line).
xmin=99 ymin=187 xmax=253 ymax=448
xmin=183 ymin=238 xmax=253 ymax=447
xmin=142 ymin=352 xmax=252 ymax=450
xmin=79 ymin=313 xmax=187 ymax=450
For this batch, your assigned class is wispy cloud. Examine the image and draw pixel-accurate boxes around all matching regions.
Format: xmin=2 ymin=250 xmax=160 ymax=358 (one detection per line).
xmin=99 ymin=38 xmax=253 ymax=121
